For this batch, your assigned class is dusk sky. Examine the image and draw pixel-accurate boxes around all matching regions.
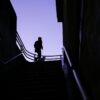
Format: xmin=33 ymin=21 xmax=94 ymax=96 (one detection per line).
xmin=11 ymin=0 xmax=63 ymax=56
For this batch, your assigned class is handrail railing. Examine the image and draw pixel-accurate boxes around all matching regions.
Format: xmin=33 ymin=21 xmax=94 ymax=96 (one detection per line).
xmin=63 ymin=46 xmax=87 ymax=100
xmin=16 ymin=33 xmax=35 ymax=56
xmin=16 ymin=32 xmax=36 ymax=61
xmin=16 ymin=32 xmax=62 ymax=62
xmin=0 ymin=53 xmax=22 ymax=64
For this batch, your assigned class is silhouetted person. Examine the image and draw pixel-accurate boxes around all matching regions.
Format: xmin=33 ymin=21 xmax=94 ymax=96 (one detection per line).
xmin=34 ymin=37 xmax=43 ymax=61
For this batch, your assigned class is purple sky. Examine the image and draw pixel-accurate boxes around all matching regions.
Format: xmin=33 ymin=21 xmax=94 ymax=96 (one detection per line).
xmin=11 ymin=0 xmax=63 ymax=56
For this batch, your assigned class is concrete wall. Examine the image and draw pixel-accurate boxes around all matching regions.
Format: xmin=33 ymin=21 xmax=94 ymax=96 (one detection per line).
xmin=80 ymin=0 xmax=100 ymax=99
xmin=0 ymin=0 xmax=17 ymax=62
xmin=56 ymin=0 xmax=100 ymax=99
xmin=63 ymin=0 xmax=81 ymax=68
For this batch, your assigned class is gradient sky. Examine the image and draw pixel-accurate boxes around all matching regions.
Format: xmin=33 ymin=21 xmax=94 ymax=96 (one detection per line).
xmin=11 ymin=0 xmax=63 ymax=56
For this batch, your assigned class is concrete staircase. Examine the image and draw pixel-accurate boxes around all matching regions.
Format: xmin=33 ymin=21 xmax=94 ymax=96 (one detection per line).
xmin=11 ymin=60 xmax=67 ymax=100
xmin=0 ymin=55 xmax=83 ymax=100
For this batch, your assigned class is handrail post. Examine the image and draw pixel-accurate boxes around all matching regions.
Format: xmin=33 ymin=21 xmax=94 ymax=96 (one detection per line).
xmin=61 ymin=48 xmax=64 ymax=67
xmin=20 ymin=45 xmax=23 ymax=53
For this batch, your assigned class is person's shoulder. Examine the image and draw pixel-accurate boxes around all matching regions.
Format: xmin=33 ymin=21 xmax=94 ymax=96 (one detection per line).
xmin=35 ymin=41 xmax=38 ymax=43
xmin=34 ymin=41 xmax=38 ymax=45
xmin=34 ymin=41 xmax=37 ymax=45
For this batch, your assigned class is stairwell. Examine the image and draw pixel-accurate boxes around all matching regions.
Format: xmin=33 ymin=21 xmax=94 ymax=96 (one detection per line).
xmin=16 ymin=61 xmax=67 ymax=99
xmin=6 ymin=56 xmax=67 ymax=100
xmin=0 ymin=53 xmax=84 ymax=100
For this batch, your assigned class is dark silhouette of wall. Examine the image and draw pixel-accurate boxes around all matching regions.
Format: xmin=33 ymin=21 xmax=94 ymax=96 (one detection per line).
xmin=0 ymin=0 xmax=17 ymax=62
xmin=56 ymin=0 xmax=100 ymax=99
xmin=56 ymin=0 xmax=81 ymax=69
xmin=80 ymin=1 xmax=100 ymax=99
xmin=56 ymin=0 xmax=63 ymax=22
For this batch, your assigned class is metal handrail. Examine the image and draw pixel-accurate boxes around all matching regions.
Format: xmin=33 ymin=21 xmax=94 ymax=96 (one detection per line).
xmin=0 ymin=53 xmax=22 ymax=64
xmin=16 ymin=33 xmax=35 ymax=56
xmin=16 ymin=33 xmax=34 ymax=55
xmin=63 ymin=46 xmax=87 ymax=100
xmin=16 ymin=32 xmax=36 ymax=61
xmin=43 ymin=55 xmax=62 ymax=57
xmin=4 ymin=53 xmax=22 ymax=64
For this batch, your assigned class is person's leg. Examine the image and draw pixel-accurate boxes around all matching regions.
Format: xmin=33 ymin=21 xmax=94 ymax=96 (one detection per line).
xmin=38 ymin=51 xmax=41 ymax=60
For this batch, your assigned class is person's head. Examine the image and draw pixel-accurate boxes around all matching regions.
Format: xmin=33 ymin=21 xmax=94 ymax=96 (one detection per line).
xmin=38 ymin=37 xmax=42 ymax=41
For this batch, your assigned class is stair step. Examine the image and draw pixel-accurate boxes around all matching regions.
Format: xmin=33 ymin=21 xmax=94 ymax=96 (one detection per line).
xmin=10 ymin=60 xmax=67 ymax=99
